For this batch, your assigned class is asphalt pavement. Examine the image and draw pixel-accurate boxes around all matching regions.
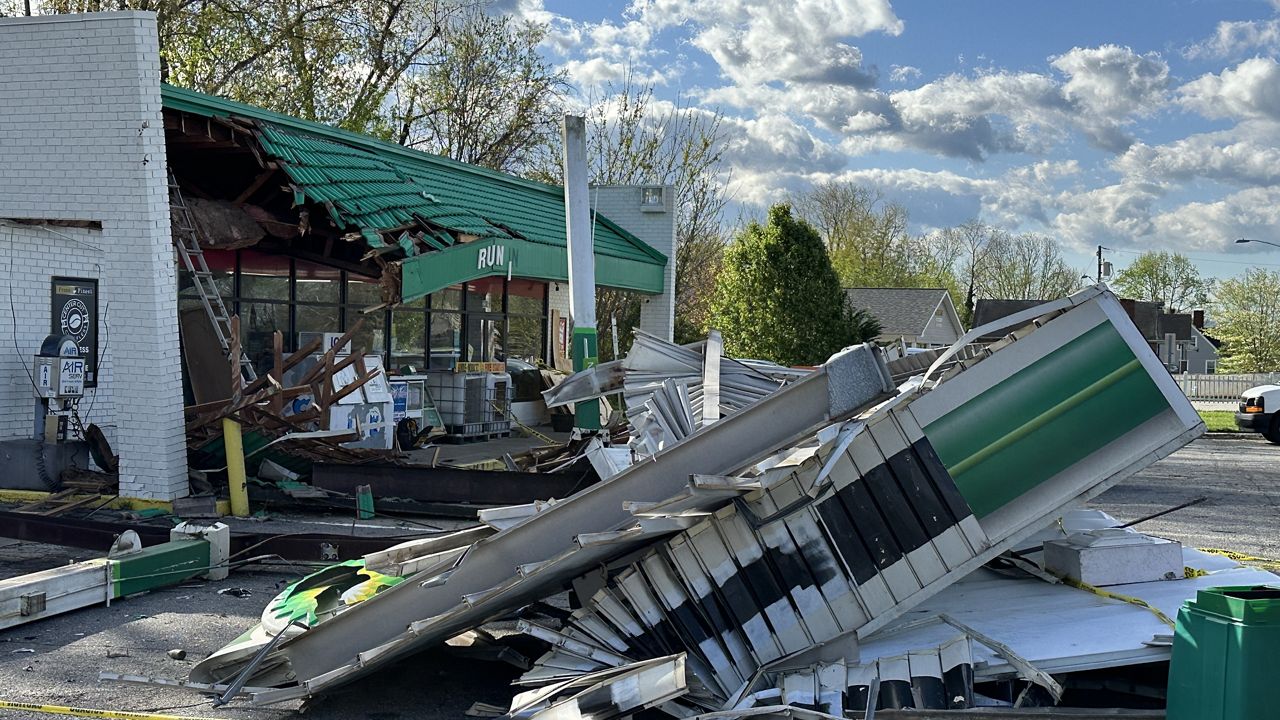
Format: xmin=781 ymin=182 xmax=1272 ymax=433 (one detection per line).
xmin=0 ymin=435 xmax=1277 ymax=719
xmin=1093 ymin=434 xmax=1280 ymax=562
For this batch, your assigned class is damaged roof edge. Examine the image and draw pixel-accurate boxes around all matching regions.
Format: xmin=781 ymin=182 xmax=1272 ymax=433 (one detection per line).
xmin=158 ymin=84 xmax=668 ymax=266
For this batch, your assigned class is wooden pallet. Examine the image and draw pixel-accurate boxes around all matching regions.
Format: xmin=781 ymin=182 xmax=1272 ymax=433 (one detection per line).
xmin=14 ymin=489 xmax=104 ymax=517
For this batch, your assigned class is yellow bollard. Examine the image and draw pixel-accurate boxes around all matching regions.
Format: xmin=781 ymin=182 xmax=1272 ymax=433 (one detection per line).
xmin=222 ymin=417 xmax=250 ymax=518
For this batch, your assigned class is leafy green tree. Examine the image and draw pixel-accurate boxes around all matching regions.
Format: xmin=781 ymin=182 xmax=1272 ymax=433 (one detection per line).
xmin=1214 ymin=268 xmax=1280 ymax=373
xmin=1112 ymin=251 xmax=1212 ymax=314
xmin=708 ymin=205 xmax=877 ymax=365
xmin=790 ymin=182 xmax=961 ymax=316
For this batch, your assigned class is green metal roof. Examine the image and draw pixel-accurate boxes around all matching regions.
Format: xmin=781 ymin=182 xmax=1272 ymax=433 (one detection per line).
xmin=160 ymin=85 xmax=667 ymax=283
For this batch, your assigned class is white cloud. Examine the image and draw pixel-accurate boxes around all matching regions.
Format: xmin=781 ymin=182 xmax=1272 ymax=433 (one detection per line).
xmin=1185 ymin=18 xmax=1280 ymax=59
xmin=1053 ymin=181 xmax=1280 ymax=252
xmin=562 ymin=57 xmax=629 ymax=88
xmin=628 ymin=0 xmax=902 ymax=86
xmin=822 ymin=160 xmax=1080 ymax=229
xmin=1050 ymin=45 xmax=1168 ymax=119
xmin=1179 ymin=57 xmax=1280 ymax=121
xmin=793 ymin=45 xmax=1169 ymax=161
xmin=1053 ymin=182 xmax=1164 ymax=249
xmin=1151 ymin=187 xmax=1280 ymax=251
xmin=889 ymin=65 xmax=922 ymax=83
xmin=884 ymin=71 xmax=1066 ymax=158
xmin=720 ymin=112 xmax=848 ymax=174
xmin=1114 ymin=127 xmax=1280 ymax=186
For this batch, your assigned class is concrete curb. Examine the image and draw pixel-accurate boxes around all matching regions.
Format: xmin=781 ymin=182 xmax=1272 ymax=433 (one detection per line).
xmin=1202 ymin=432 xmax=1264 ymax=440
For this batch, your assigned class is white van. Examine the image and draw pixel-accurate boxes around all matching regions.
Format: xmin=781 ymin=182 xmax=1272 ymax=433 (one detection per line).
xmin=1235 ymin=384 xmax=1280 ymax=443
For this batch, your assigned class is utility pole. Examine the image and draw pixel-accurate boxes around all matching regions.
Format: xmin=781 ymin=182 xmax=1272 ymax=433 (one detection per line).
xmin=561 ymin=115 xmax=600 ymax=431
xmin=1097 ymin=245 xmax=1103 ymax=284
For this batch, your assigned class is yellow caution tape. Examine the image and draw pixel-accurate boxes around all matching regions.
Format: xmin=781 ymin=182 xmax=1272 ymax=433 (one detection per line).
xmin=1199 ymin=547 xmax=1278 ymax=563
xmin=1198 ymin=547 xmax=1280 ymax=571
xmin=1184 ymin=566 xmax=1209 ymax=579
xmin=489 ymin=401 xmax=555 ymax=444
xmin=1060 ymin=577 xmax=1177 ymax=629
xmin=0 ymin=700 xmax=220 ymax=720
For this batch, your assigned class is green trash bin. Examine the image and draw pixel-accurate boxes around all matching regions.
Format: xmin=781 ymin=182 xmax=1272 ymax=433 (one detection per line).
xmin=1166 ymin=585 xmax=1280 ymax=720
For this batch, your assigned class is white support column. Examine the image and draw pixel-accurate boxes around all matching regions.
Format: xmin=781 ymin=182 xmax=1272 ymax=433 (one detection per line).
xmin=562 ymin=115 xmax=600 ymax=429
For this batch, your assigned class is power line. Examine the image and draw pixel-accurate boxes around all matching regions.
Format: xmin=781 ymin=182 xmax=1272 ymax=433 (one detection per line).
xmin=1106 ymin=247 xmax=1280 ymax=269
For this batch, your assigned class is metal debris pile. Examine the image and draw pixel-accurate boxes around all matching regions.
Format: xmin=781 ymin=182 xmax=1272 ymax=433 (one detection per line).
xmin=110 ymin=288 xmax=1260 ymax=718
xmin=545 ymin=330 xmax=809 ymax=459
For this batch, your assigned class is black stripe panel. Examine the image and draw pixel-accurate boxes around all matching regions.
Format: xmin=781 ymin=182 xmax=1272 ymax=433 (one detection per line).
xmin=943 ymin=664 xmax=974 ymax=709
xmin=836 ymin=481 xmax=905 ymax=572
xmin=885 ymin=448 xmax=954 ymax=539
xmin=862 ymin=464 xmax=930 ymax=553
xmin=911 ymin=438 xmax=974 ymax=522
xmin=815 ymin=495 xmax=878 ymax=584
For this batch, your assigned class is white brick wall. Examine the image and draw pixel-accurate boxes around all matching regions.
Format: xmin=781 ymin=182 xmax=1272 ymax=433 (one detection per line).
xmin=0 ymin=11 xmax=187 ymax=500
xmin=593 ymin=186 xmax=676 ymax=342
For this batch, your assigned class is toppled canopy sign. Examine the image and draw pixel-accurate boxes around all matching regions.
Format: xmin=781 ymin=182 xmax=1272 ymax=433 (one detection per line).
xmin=188 ymin=341 xmax=897 ymax=701
xmin=179 ymin=287 xmax=1201 ymax=714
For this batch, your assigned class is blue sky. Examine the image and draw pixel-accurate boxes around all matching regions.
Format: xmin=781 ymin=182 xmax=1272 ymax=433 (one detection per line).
xmin=509 ymin=0 xmax=1280 ymax=279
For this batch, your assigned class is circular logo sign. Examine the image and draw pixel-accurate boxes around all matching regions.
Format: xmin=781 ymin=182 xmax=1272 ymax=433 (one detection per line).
xmin=60 ymin=299 xmax=90 ymax=343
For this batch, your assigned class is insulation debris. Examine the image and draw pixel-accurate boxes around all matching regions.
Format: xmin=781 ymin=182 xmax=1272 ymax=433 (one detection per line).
xmin=128 ymin=287 xmax=1228 ymax=717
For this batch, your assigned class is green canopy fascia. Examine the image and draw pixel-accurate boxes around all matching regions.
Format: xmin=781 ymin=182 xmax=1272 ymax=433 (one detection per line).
xmin=399 ymin=236 xmax=665 ymax=302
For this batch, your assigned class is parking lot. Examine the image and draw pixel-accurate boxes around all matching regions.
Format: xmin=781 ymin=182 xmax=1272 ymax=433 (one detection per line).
xmin=0 ymin=435 xmax=1277 ymax=719
xmin=1094 ymin=435 xmax=1280 ymax=562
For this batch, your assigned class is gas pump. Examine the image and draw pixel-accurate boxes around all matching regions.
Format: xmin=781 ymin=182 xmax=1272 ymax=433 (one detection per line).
xmin=32 ymin=334 xmax=86 ymax=443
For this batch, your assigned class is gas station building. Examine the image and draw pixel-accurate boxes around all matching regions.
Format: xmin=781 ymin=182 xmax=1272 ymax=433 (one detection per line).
xmin=0 ymin=11 xmax=674 ymax=500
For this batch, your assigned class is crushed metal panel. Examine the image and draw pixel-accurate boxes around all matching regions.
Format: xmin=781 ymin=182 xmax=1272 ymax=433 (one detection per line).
xmin=498 ymin=288 xmax=1202 ymax=714
xmin=190 ymin=344 xmax=892 ymax=700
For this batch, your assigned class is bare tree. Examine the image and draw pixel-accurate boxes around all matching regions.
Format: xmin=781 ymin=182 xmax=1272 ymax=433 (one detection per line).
xmin=36 ymin=0 xmax=466 ymax=133
xmin=542 ymin=71 xmax=730 ymax=356
xmin=936 ymin=219 xmax=1002 ymax=324
xmin=976 ymin=232 xmax=1083 ymax=301
xmin=389 ymin=7 xmax=568 ymax=174
xmin=789 ymin=182 xmax=962 ymax=310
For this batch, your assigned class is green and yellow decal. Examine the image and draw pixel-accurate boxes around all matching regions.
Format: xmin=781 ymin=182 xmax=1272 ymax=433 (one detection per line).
xmin=925 ymin=321 xmax=1166 ymax=518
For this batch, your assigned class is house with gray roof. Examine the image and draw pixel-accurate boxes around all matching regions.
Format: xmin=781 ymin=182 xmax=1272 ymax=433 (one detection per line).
xmin=972 ymin=297 xmax=1218 ymax=374
xmin=845 ymin=287 xmax=964 ymax=348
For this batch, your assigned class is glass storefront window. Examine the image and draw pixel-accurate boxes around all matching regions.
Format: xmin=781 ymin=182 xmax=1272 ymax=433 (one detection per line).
xmin=346 ymin=275 xmax=385 ymax=307
xmin=241 ymin=301 xmax=287 ymax=374
xmin=240 ymin=251 xmax=290 ymax=300
xmin=295 ymin=260 xmax=340 ymax=304
xmin=465 ymin=277 xmax=504 ymax=313
xmin=296 ymin=305 xmax=339 ymax=337
xmin=507 ymin=314 xmax=543 ymax=361
xmin=508 ymin=278 xmax=545 ymax=316
xmin=391 ymin=297 xmax=426 ymax=370
xmin=432 ymin=285 xmax=462 ymax=311
xmin=465 ymin=314 xmax=504 ymax=362
xmin=181 ymin=253 xmax=550 ymax=376
xmin=429 ymin=311 xmax=462 ymax=369
xmin=349 ymin=313 xmax=386 ymax=360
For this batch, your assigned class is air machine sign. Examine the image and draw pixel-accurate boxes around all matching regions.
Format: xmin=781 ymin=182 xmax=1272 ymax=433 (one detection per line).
xmin=50 ymin=277 xmax=98 ymax=387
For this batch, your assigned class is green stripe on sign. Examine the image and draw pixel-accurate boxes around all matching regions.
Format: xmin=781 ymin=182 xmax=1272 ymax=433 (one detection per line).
xmin=924 ymin=321 xmax=1166 ymax=518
